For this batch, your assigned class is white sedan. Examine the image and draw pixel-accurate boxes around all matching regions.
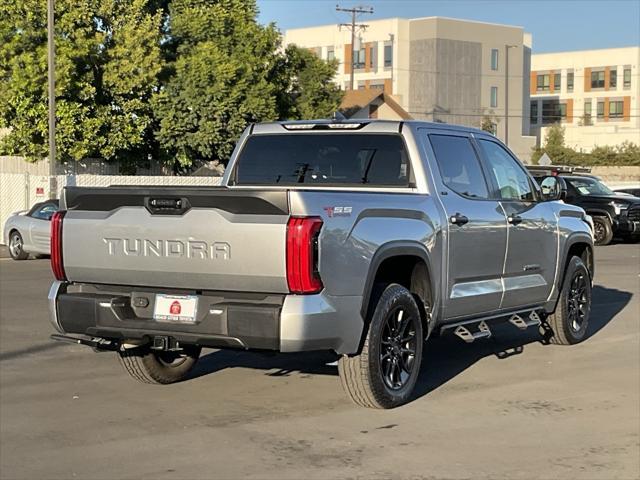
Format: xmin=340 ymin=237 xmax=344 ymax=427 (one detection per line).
xmin=3 ymin=200 xmax=59 ymax=260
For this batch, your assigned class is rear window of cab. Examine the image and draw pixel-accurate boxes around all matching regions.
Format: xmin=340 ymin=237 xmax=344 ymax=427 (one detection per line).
xmin=232 ymin=134 xmax=410 ymax=187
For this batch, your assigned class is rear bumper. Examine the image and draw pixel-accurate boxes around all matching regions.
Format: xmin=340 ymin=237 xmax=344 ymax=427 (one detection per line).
xmin=48 ymin=281 xmax=364 ymax=355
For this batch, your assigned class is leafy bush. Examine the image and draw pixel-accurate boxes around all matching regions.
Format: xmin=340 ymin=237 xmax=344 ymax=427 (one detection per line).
xmin=531 ymin=124 xmax=640 ymax=166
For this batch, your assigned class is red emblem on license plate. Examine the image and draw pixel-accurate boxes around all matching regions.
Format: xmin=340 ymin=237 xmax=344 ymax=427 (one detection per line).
xmin=170 ymin=301 xmax=181 ymax=315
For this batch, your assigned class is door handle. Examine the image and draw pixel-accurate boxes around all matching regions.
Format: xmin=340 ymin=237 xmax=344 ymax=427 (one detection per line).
xmin=508 ymin=215 xmax=523 ymax=225
xmin=449 ymin=213 xmax=469 ymax=226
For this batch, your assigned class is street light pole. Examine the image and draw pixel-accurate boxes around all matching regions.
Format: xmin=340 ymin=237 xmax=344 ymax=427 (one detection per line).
xmin=336 ymin=5 xmax=373 ymax=91
xmin=47 ymin=0 xmax=57 ymax=199
xmin=504 ymin=44 xmax=518 ymax=147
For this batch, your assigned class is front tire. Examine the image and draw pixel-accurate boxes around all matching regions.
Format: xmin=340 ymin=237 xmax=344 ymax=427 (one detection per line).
xmin=8 ymin=231 xmax=28 ymax=260
xmin=592 ymin=216 xmax=613 ymax=246
xmin=338 ymin=284 xmax=423 ymax=409
xmin=118 ymin=344 xmax=201 ymax=384
xmin=546 ymin=256 xmax=592 ymax=345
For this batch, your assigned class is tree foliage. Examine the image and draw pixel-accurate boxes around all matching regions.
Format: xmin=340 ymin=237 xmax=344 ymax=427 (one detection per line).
xmin=152 ymin=0 xmax=281 ymax=167
xmin=531 ymin=123 xmax=640 ymax=166
xmin=0 ymin=0 xmax=342 ymax=170
xmin=0 ymin=0 xmax=163 ymax=167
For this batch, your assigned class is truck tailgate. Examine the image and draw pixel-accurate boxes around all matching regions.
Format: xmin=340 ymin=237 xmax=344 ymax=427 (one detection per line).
xmin=60 ymin=186 xmax=289 ymax=292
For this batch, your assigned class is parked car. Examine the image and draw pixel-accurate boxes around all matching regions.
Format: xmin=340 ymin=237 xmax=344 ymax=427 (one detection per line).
xmin=610 ymin=184 xmax=640 ymax=198
xmin=528 ymin=166 xmax=640 ymax=245
xmin=48 ymin=120 xmax=594 ymax=409
xmin=3 ymin=200 xmax=59 ymax=260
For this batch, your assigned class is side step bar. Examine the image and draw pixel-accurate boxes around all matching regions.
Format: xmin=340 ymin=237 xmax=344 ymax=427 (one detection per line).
xmin=509 ymin=311 xmax=542 ymax=330
xmin=441 ymin=308 xmax=544 ymax=343
xmin=453 ymin=321 xmax=491 ymax=343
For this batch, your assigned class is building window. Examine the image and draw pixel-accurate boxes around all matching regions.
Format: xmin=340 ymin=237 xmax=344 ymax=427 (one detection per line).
xmin=554 ymin=73 xmax=561 ymax=91
xmin=369 ymin=43 xmax=378 ymax=70
xmin=536 ymin=74 xmax=550 ymax=92
xmin=597 ymin=101 xmax=604 ymax=118
xmin=583 ymin=100 xmax=592 ymax=125
xmin=609 ymin=100 xmax=624 ymax=118
xmin=567 ymin=72 xmax=574 ymax=92
xmin=624 ymin=68 xmax=631 ymax=88
xmin=353 ymin=47 xmax=366 ymax=69
xmin=542 ymin=100 xmax=565 ymax=124
xmin=530 ymin=101 xmax=538 ymax=124
xmin=370 ymin=82 xmax=385 ymax=90
xmin=610 ymin=69 xmax=617 ymax=88
xmin=591 ymin=70 xmax=605 ymax=89
xmin=327 ymin=47 xmax=335 ymax=61
xmin=384 ymin=44 xmax=393 ymax=68
xmin=491 ymin=49 xmax=499 ymax=70
xmin=490 ymin=86 xmax=498 ymax=108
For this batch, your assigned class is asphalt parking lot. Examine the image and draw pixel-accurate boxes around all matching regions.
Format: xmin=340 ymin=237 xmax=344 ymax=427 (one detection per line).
xmin=0 ymin=244 xmax=638 ymax=479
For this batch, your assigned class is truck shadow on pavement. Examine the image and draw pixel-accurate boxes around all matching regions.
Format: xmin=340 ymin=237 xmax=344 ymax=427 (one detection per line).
xmin=188 ymin=284 xmax=631 ymax=403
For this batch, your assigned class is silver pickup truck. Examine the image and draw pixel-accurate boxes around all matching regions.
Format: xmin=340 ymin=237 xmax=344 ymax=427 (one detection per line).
xmin=49 ymin=120 xmax=594 ymax=408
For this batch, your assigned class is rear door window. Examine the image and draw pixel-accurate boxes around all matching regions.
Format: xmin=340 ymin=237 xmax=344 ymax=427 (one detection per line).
xmin=477 ymin=139 xmax=535 ymax=202
xmin=428 ymin=134 xmax=489 ymax=199
xmin=233 ymin=134 xmax=409 ymax=187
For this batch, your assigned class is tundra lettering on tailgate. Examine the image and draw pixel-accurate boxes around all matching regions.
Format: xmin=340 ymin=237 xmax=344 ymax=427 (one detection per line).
xmin=103 ymin=238 xmax=231 ymax=260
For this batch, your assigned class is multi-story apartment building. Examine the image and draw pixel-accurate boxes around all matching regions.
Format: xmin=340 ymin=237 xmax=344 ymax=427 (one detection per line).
xmin=530 ymin=47 xmax=639 ymax=150
xmin=284 ymin=16 xmax=536 ymax=161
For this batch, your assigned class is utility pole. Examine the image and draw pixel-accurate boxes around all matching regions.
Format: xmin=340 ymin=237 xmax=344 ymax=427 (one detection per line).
xmin=504 ymin=44 xmax=518 ymax=147
xmin=336 ymin=4 xmax=373 ymax=91
xmin=47 ymin=0 xmax=57 ymax=199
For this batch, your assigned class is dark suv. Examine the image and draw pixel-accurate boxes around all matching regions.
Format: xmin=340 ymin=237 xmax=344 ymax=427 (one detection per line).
xmin=528 ymin=166 xmax=640 ymax=245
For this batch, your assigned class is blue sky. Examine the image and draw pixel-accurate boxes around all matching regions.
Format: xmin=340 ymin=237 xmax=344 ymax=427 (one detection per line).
xmin=257 ymin=0 xmax=640 ymax=53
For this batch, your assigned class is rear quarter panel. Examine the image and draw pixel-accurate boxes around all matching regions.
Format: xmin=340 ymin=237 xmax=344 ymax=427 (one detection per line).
xmin=289 ymin=190 xmax=443 ymax=302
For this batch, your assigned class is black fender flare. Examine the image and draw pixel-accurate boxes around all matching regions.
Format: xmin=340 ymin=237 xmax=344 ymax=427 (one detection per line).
xmin=551 ymin=232 xmax=594 ymax=312
xmin=585 ymin=208 xmax=614 ymax=224
xmin=360 ymin=241 xmax=436 ymax=321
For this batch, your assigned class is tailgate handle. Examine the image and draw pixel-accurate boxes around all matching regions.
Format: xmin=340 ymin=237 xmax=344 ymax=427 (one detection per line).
xmin=145 ymin=197 xmax=191 ymax=215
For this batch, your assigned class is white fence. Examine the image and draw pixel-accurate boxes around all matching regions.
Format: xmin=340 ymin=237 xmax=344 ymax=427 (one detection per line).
xmin=0 ymin=173 xmax=222 ymax=243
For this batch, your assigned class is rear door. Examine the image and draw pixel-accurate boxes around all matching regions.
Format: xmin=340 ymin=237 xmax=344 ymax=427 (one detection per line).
xmin=424 ymin=131 xmax=508 ymax=319
xmin=475 ymin=137 xmax=558 ymax=308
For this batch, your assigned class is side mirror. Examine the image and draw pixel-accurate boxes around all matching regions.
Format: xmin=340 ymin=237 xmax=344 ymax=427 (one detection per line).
xmin=539 ymin=175 xmax=567 ymax=201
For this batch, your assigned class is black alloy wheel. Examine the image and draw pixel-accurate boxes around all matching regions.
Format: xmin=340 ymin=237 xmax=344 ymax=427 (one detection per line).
xmin=380 ymin=306 xmax=418 ymax=391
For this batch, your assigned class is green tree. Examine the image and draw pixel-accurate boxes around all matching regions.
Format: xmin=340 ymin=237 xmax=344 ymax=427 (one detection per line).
xmin=152 ymin=0 xmax=281 ymax=168
xmin=0 ymin=0 xmax=163 ymax=168
xmin=277 ymin=45 xmax=342 ymax=120
xmin=153 ymin=0 xmax=342 ymax=169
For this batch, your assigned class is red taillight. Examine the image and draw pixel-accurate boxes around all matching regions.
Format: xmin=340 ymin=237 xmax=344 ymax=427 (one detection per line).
xmin=50 ymin=211 xmax=67 ymax=281
xmin=286 ymin=217 xmax=323 ymax=294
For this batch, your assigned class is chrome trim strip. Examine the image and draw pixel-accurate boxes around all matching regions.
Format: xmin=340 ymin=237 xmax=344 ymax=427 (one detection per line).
xmin=503 ymin=274 xmax=547 ymax=291
xmin=48 ymin=281 xmax=67 ymax=333
xmin=450 ymin=279 xmax=503 ymax=298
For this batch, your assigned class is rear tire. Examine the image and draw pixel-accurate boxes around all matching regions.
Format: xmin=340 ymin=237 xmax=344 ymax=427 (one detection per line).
xmin=546 ymin=256 xmax=591 ymax=345
xmin=118 ymin=344 xmax=201 ymax=384
xmin=338 ymin=284 xmax=423 ymax=409
xmin=592 ymin=216 xmax=613 ymax=246
xmin=8 ymin=231 xmax=28 ymax=260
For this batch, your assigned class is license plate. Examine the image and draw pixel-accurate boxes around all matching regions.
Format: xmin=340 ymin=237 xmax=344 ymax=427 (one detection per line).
xmin=153 ymin=294 xmax=198 ymax=323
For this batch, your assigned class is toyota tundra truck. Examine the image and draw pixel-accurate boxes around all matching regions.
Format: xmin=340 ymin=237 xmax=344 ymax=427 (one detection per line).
xmin=48 ymin=120 xmax=594 ymax=409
